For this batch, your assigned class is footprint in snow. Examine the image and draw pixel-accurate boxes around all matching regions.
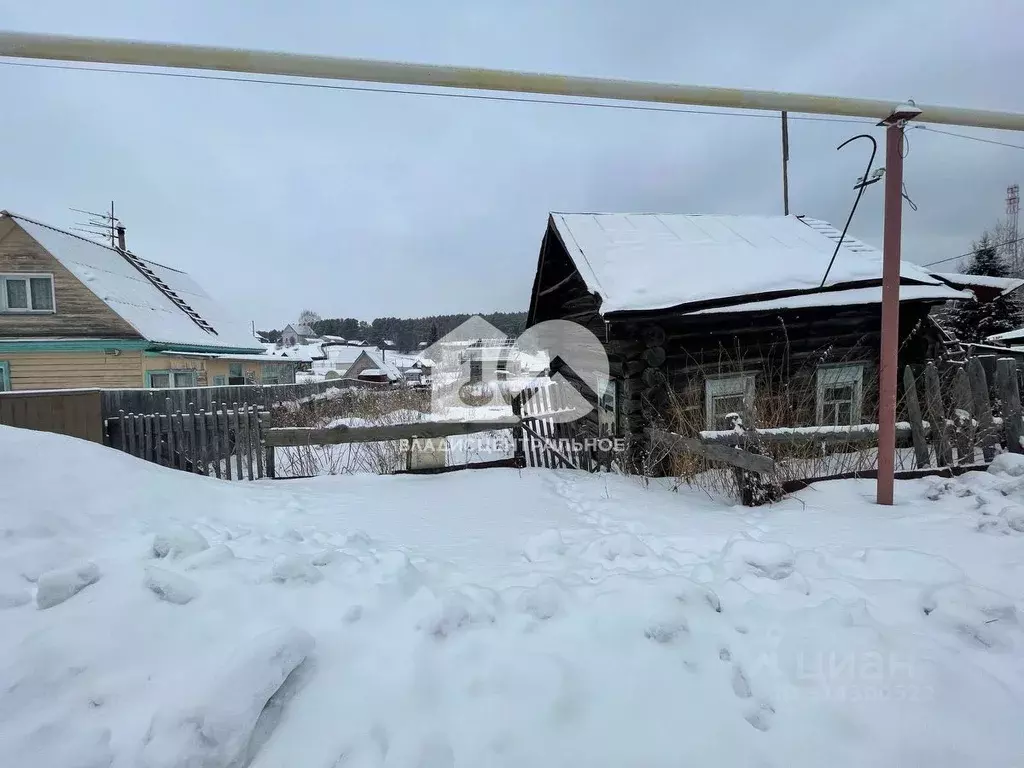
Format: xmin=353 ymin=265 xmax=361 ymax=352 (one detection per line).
xmin=744 ymin=702 xmax=776 ymax=732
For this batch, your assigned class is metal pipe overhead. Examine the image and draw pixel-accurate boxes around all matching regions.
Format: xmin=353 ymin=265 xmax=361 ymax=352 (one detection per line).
xmin=3 ymin=31 xmax=1024 ymax=131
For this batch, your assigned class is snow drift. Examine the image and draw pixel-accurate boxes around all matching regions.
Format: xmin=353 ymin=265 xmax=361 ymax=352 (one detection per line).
xmin=1 ymin=424 xmax=1023 ymax=767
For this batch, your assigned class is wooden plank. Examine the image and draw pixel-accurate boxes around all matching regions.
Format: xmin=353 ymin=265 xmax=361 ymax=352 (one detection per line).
xmin=134 ymin=410 xmax=144 ymax=459
xmin=144 ymin=413 xmax=153 ymax=463
xmin=118 ymin=409 xmax=127 ymax=452
xmin=222 ymin=402 xmax=233 ymax=480
xmin=209 ymin=403 xmax=222 ymax=479
xmin=781 ymin=462 xmax=992 ymax=494
xmin=924 ymin=363 xmax=953 ymax=467
xmin=521 ymin=420 xmax=575 ymax=469
xmin=953 ymin=368 xmax=975 ymax=464
xmin=232 ymin=402 xmax=244 ymax=480
xmin=646 ymin=427 xmax=778 ymax=475
xmin=186 ymin=404 xmax=201 ymax=474
xmin=968 ymin=357 xmax=997 ymax=462
xmin=174 ymin=410 xmax=186 ymax=470
xmin=164 ymin=398 xmax=176 ymax=468
xmin=264 ymin=416 xmax=521 ymax=448
xmin=243 ymin=404 xmax=255 ymax=480
xmin=130 ymin=412 xmax=140 ymax=457
xmin=902 ymin=365 xmax=930 ymax=468
xmin=997 ymin=358 xmax=1024 ymax=454
xmin=195 ymin=403 xmax=208 ymax=475
xmin=510 ymin=393 xmax=526 ymax=468
xmin=524 ymin=387 xmax=542 ymax=467
xmin=254 ymin=410 xmax=266 ymax=479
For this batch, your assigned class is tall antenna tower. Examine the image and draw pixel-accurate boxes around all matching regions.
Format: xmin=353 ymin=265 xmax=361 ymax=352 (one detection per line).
xmin=70 ymin=201 xmax=121 ymax=249
xmin=1008 ymin=184 xmax=1020 ymax=272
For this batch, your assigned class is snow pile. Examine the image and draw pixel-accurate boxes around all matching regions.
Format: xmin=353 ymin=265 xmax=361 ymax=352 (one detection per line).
xmin=1 ymin=425 xmax=1024 ymax=766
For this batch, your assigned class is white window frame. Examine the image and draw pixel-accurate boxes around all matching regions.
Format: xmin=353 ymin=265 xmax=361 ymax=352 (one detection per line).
xmin=1 ymin=273 xmax=56 ymax=314
xmin=816 ymin=364 xmax=865 ymax=426
xmin=705 ymin=373 xmax=756 ymax=431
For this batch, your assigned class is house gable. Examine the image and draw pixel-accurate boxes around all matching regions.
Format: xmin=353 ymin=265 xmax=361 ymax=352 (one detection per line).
xmin=0 ymin=219 xmax=140 ymax=339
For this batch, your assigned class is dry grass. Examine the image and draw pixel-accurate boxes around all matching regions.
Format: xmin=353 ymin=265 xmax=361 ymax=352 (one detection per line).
xmin=270 ymin=386 xmax=431 ymax=476
xmin=650 ymin=342 xmax=933 ymax=501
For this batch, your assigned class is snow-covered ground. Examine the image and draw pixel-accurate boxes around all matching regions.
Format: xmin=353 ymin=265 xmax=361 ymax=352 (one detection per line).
xmin=2 ymin=425 xmax=1024 ymax=767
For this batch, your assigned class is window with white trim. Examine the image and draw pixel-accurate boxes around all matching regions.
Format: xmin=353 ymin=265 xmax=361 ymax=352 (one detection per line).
xmin=816 ymin=364 xmax=865 ymax=426
xmin=1 ymin=274 xmax=55 ymax=313
xmin=705 ymin=374 xmax=755 ymax=431
xmin=147 ymin=370 xmax=198 ymax=389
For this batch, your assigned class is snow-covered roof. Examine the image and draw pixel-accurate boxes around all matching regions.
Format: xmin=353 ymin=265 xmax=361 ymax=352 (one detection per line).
xmin=548 ymin=212 xmax=948 ymax=314
xmin=289 ymin=324 xmax=314 ymax=336
xmin=264 ymin=341 xmax=324 ymax=362
xmin=685 ymin=284 xmax=972 ymax=315
xmin=930 ymin=272 xmax=1024 ymax=298
xmin=322 ymin=344 xmax=376 ymax=366
xmin=985 ymin=326 xmax=1024 ymax=345
xmin=6 ymin=212 xmax=263 ymax=351
xmin=321 ymin=335 xmax=348 ymax=343
xmin=156 ymin=350 xmax=297 ymax=363
xmin=349 ymin=348 xmax=403 ymax=381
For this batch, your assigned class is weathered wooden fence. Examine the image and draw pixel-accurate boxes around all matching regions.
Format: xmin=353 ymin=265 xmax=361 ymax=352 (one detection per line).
xmin=511 ymin=381 xmax=594 ymax=471
xmin=100 ymin=379 xmax=375 ymax=419
xmin=648 ymin=356 xmax=1024 ymax=505
xmin=0 ymin=389 xmax=105 ymax=443
xmin=106 ymin=400 xmax=269 ymax=480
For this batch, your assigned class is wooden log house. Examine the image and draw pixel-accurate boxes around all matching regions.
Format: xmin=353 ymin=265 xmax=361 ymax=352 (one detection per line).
xmin=525 ymin=212 xmax=979 ymax=463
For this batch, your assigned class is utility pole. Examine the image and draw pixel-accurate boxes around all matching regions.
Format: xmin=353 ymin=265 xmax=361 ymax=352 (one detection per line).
xmin=1007 ymin=184 xmax=1020 ymax=272
xmin=781 ymin=111 xmax=790 ymax=215
xmin=876 ymin=103 xmax=921 ymax=506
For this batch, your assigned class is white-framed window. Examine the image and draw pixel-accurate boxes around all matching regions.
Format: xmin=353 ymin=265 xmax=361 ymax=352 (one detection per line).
xmin=816 ymin=364 xmax=865 ymax=426
xmin=1 ymin=273 xmax=55 ymax=313
xmin=705 ymin=373 xmax=755 ymax=431
xmin=147 ymin=370 xmax=198 ymax=389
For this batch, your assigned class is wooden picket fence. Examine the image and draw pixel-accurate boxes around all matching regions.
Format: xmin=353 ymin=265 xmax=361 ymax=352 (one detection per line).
xmin=105 ymin=399 xmax=270 ymax=480
xmin=511 ymin=380 xmax=595 ymax=471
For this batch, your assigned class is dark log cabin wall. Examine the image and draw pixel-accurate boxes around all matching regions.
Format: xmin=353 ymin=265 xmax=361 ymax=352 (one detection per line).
xmin=528 ymin=219 xmax=951 ymax=446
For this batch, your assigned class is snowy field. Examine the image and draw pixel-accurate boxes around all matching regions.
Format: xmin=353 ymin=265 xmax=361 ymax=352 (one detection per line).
xmin=2 ymin=425 xmax=1024 ymax=767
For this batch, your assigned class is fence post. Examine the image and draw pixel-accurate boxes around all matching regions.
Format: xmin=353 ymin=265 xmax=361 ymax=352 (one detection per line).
xmin=232 ymin=402 xmax=244 ymax=479
xmin=510 ymin=393 xmax=526 ymax=468
xmin=997 ymin=358 xmax=1024 ymax=454
xmin=254 ymin=409 xmax=266 ymax=479
xmin=953 ymin=368 xmax=976 ymax=464
xmin=923 ymin=363 xmax=953 ymax=467
xmin=901 ymin=366 xmax=929 ymax=468
xmin=967 ymin=357 xmax=997 ymax=462
xmin=243 ymin=403 xmax=255 ymax=480
xmin=265 ymin=444 xmax=276 ymax=479
xmin=118 ymin=409 xmax=127 ymax=452
xmin=164 ymin=398 xmax=175 ymax=467
xmin=221 ymin=402 xmax=232 ymax=480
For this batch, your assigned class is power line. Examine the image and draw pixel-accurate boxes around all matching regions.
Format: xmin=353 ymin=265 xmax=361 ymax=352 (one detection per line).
xmin=922 ymin=235 xmax=1024 ymax=267
xmin=0 ymin=59 xmax=875 ymax=125
xmin=912 ymin=125 xmax=1024 ymax=151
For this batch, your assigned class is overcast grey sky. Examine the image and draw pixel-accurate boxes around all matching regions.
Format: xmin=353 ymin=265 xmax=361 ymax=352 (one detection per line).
xmin=1 ymin=1 xmax=1022 ymax=329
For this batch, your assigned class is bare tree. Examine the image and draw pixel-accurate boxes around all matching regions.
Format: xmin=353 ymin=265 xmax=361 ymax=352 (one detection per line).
xmin=298 ymin=309 xmax=322 ymax=326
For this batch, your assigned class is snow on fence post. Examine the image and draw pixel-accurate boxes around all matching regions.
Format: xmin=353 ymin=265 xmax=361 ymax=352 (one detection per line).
xmin=923 ymin=364 xmax=953 ymax=467
xmin=953 ymin=368 xmax=976 ymax=464
xmin=996 ymin=358 xmax=1024 ymax=454
xmin=902 ymin=366 xmax=930 ymax=469
xmin=967 ymin=357 xmax=997 ymax=462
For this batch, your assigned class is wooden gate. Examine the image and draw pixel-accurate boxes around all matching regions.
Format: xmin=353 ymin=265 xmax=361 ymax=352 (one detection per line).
xmin=105 ymin=399 xmax=269 ymax=480
xmin=511 ymin=381 xmax=593 ymax=471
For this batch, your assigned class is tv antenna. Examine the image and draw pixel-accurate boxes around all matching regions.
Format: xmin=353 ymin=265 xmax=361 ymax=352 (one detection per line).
xmin=70 ymin=200 xmax=122 ymax=249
